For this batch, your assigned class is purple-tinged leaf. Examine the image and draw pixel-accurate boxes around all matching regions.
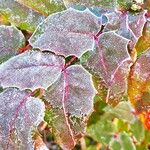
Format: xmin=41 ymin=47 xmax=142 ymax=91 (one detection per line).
xmin=45 ymin=65 xmax=95 ymax=149
xmin=83 ymin=31 xmax=132 ymax=102
xmin=104 ymin=11 xmax=146 ymax=49
xmin=128 ymin=11 xmax=146 ymax=39
xmin=0 ymin=88 xmax=45 ymax=150
xmin=0 ymin=25 xmax=25 ymax=63
xmin=0 ymin=51 xmax=65 ymax=90
xmin=29 ymin=8 xmax=100 ymax=57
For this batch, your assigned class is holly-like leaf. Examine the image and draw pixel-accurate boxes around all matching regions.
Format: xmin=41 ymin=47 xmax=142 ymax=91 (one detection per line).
xmin=104 ymin=11 xmax=146 ymax=49
xmin=128 ymin=11 xmax=146 ymax=39
xmin=0 ymin=25 xmax=25 ymax=63
xmin=16 ymin=0 xmax=65 ymax=16
xmin=45 ymin=65 xmax=95 ymax=149
xmin=0 ymin=88 xmax=45 ymax=149
xmin=0 ymin=51 xmax=65 ymax=90
xmin=82 ymin=31 xmax=132 ymax=102
xmin=0 ymin=0 xmax=45 ymax=32
xmin=128 ymin=48 xmax=150 ymax=112
xmin=29 ymin=8 xmax=100 ymax=57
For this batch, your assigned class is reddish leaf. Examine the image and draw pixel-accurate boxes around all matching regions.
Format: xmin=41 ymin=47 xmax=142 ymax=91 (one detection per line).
xmin=0 ymin=51 xmax=65 ymax=90
xmin=0 ymin=88 xmax=45 ymax=149
xmin=29 ymin=8 xmax=100 ymax=57
xmin=83 ymin=31 xmax=132 ymax=102
xmin=45 ymin=65 xmax=95 ymax=149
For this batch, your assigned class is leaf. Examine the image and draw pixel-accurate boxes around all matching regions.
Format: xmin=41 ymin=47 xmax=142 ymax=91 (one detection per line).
xmin=128 ymin=11 xmax=146 ymax=39
xmin=104 ymin=11 xmax=146 ymax=49
xmin=16 ymin=0 xmax=65 ymax=16
xmin=82 ymin=31 xmax=132 ymax=102
xmin=135 ymin=19 xmax=150 ymax=55
xmin=105 ymin=102 xmax=136 ymax=123
xmin=0 ymin=88 xmax=45 ymax=149
xmin=87 ymin=113 xmax=117 ymax=145
xmin=29 ymin=8 xmax=100 ymax=57
xmin=0 ymin=25 xmax=25 ymax=63
xmin=0 ymin=0 xmax=45 ymax=32
xmin=0 ymin=51 xmax=65 ymax=90
xmin=110 ymin=132 xmax=136 ymax=150
xmin=45 ymin=65 xmax=95 ymax=149
xmin=128 ymin=48 xmax=150 ymax=112
xmin=130 ymin=120 xmax=145 ymax=143
xmin=110 ymin=139 xmax=122 ymax=150
xmin=120 ymin=132 xmax=136 ymax=150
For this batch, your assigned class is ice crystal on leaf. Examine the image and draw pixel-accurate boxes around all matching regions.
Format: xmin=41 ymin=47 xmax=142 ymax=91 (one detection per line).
xmin=0 ymin=88 xmax=45 ymax=150
xmin=45 ymin=65 xmax=95 ymax=149
xmin=82 ymin=31 xmax=132 ymax=101
xmin=29 ymin=8 xmax=100 ymax=57
xmin=0 ymin=51 xmax=65 ymax=90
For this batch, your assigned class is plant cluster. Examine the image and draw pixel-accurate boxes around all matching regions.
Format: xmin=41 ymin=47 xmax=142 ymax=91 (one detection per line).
xmin=0 ymin=0 xmax=150 ymax=150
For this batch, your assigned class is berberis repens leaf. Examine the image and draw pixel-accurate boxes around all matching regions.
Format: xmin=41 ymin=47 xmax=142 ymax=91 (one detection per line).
xmin=0 ymin=88 xmax=45 ymax=149
xmin=45 ymin=65 xmax=95 ymax=149
xmin=29 ymin=8 xmax=100 ymax=57
xmin=0 ymin=51 xmax=65 ymax=90
xmin=83 ymin=31 xmax=132 ymax=102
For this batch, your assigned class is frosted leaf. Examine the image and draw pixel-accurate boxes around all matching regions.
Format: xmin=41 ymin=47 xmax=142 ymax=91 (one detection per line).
xmin=104 ymin=11 xmax=146 ymax=49
xmin=0 ymin=51 xmax=65 ymax=90
xmin=0 ymin=88 xmax=45 ymax=150
xmin=108 ymin=60 xmax=132 ymax=102
xmin=82 ymin=31 xmax=132 ymax=101
xmin=128 ymin=11 xmax=146 ymax=39
xmin=0 ymin=25 xmax=25 ymax=63
xmin=0 ymin=0 xmax=45 ymax=32
xmin=29 ymin=8 xmax=100 ymax=57
xmin=45 ymin=65 xmax=95 ymax=149
xmin=16 ymin=0 xmax=65 ymax=16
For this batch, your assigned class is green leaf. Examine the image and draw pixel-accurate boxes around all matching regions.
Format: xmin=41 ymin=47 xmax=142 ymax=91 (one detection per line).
xmin=120 ymin=132 xmax=136 ymax=150
xmin=130 ymin=120 xmax=145 ymax=143
xmin=110 ymin=140 xmax=121 ymax=150
xmin=16 ymin=0 xmax=66 ymax=16
xmin=0 ymin=0 xmax=45 ymax=32
xmin=105 ymin=102 xmax=136 ymax=123
xmin=87 ymin=113 xmax=117 ymax=145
